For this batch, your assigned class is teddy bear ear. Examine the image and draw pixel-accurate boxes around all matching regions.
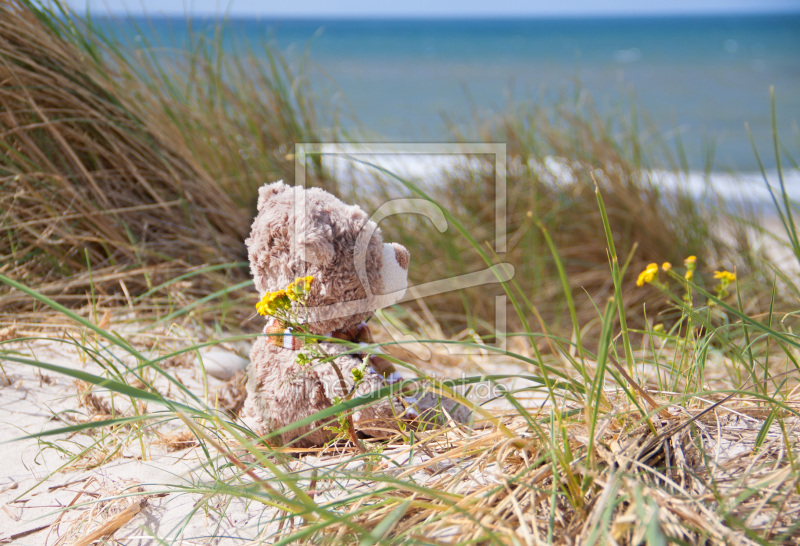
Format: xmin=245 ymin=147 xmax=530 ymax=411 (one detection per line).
xmin=256 ymin=180 xmax=288 ymax=212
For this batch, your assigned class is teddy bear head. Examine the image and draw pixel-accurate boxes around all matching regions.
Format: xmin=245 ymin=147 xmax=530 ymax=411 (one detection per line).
xmin=246 ymin=181 xmax=410 ymax=335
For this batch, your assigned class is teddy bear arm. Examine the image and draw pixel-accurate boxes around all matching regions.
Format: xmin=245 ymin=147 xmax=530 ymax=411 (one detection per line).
xmin=245 ymin=339 xmax=339 ymax=447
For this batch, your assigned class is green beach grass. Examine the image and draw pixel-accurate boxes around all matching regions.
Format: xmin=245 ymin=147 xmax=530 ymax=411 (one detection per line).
xmin=1 ymin=0 xmax=800 ymax=543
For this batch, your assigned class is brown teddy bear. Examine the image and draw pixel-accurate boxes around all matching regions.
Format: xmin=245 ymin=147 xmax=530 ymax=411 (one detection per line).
xmin=241 ymin=181 xmax=469 ymax=448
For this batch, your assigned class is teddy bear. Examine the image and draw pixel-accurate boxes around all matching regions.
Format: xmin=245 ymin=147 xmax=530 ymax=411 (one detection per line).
xmin=241 ymin=181 xmax=470 ymax=448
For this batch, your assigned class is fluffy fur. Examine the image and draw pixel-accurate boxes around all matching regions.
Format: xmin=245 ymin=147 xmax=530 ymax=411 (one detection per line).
xmin=242 ymin=181 xmax=468 ymax=448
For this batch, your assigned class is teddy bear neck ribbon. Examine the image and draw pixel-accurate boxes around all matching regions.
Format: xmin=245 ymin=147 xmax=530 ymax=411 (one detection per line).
xmin=263 ymin=317 xmax=400 ymax=381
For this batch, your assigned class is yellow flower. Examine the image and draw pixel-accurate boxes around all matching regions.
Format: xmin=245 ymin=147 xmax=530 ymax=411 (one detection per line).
xmin=713 ymin=269 xmax=737 ymax=298
xmin=713 ymin=270 xmax=736 ymax=283
xmin=636 ymin=263 xmax=659 ymax=287
xmin=257 ymin=276 xmax=315 ymax=315
xmin=684 ymin=255 xmax=697 ymax=282
xmin=286 ymin=275 xmax=314 ymax=301
xmin=256 ymin=289 xmax=291 ymax=316
xmin=661 ymin=262 xmax=672 ymax=272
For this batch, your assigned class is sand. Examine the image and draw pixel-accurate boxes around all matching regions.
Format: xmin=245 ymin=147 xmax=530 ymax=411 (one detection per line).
xmin=0 ymin=327 xmax=510 ymax=544
xmin=0 ymin=331 xmax=271 ymax=544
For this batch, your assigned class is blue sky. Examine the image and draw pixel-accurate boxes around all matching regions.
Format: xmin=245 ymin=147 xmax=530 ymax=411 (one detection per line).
xmin=65 ymin=0 xmax=800 ymax=17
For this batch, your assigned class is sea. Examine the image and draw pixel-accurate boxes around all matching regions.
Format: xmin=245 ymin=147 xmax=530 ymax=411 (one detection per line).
xmin=111 ymin=14 xmax=800 ymax=203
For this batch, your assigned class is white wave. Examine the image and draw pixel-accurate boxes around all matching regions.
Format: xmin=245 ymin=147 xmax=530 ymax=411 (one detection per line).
xmin=319 ymin=148 xmax=799 ymax=209
xmin=613 ymin=47 xmax=642 ymax=64
xmin=646 ymin=168 xmax=800 ymax=208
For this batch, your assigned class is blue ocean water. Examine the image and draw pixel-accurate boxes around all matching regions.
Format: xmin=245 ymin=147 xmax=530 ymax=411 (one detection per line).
xmin=117 ymin=15 xmax=800 ymax=171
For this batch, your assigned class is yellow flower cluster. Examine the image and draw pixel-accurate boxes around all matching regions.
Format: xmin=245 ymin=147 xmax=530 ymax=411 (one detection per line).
xmin=635 ymin=254 xmax=739 ymax=299
xmin=713 ymin=269 xmax=736 ymax=298
xmin=256 ymin=289 xmax=290 ymax=316
xmin=636 ymin=257 xmax=702 ymax=287
xmin=713 ymin=270 xmax=736 ymax=283
xmin=636 ymin=263 xmax=660 ymax=287
xmin=256 ymin=276 xmax=315 ymax=316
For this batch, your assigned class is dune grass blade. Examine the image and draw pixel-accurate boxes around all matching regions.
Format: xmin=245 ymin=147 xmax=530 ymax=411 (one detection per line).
xmin=769 ymin=87 xmax=800 ymax=262
xmin=0 ymin=354 xmax=203 ymax=415
xmin=153 ymin=280 xmax=254 ymax=325
xmin=5 ymin=415 xmax=154 ymax=443
xmin=133 ymin=262 xmax=249 ymax=303
xmin=587 ymin=299 xmax=615 ymax=465
xmin=594 ymin=178 xmax=637 ymax=386
xmin=0 ymin=272 xmax=143 ymax=360
xmin=539 ymin=221 xmax=586 ymax=368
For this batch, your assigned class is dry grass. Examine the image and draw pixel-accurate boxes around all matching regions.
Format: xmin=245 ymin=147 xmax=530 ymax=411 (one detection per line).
xmin=212 ymin=368 xmax=248 ymax=416
xmin=155 ymin=428 xmax=199 ymax=452
xmin=0 ymin=0 xmax=332 ymax=327
xmin=0 ymin=2 xmax=245 ymax=292
xmin=214 ymin=390 xmax=799 ymax=544
xmin=48 ymin=478 xmax=149 ymax=546
xmin=73 ymin=379 xmax=112 ymax=418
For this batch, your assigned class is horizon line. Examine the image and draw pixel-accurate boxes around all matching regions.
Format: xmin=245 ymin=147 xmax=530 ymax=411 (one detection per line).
xmin=72 ymin=9 xmax=800 ymax=20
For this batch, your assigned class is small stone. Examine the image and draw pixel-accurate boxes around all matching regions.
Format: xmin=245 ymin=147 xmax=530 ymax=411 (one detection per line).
xmin=199 ymin=348 xmax=248 ymax=381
